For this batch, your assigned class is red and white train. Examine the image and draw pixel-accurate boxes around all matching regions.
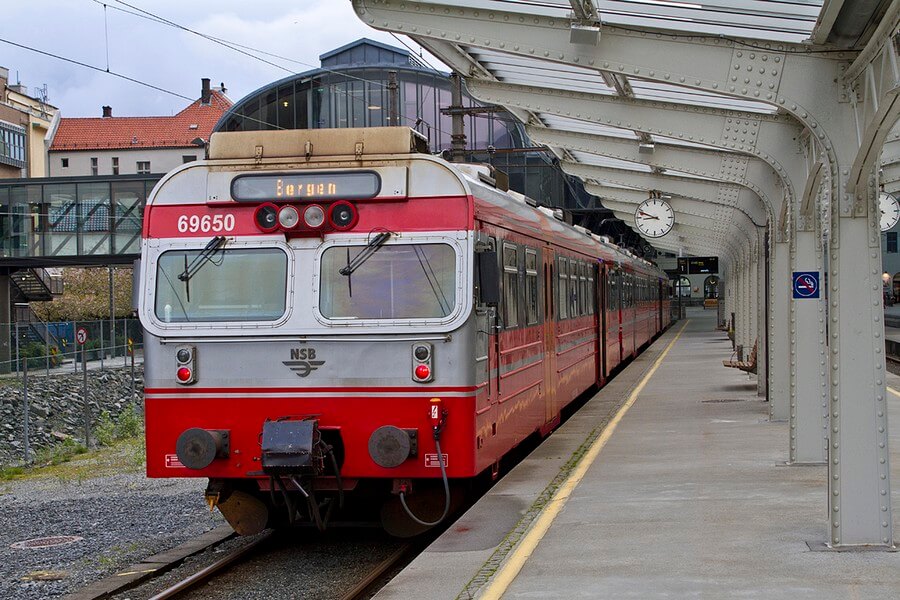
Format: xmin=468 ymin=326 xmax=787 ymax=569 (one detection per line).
xmin=138 ymin=127 xmax=671 ymax=535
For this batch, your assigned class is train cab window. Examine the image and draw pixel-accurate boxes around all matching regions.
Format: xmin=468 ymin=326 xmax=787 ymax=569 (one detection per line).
xmin=558 ymin=257 xmax=569 ymax=320
xmin=525 ymin=248 xmax=538 ymax=325
xmin=320 ymin=243 xmax=456 ymax=319
xmin=155 ymin=248 xmax=287 ymax=322
xmin=502 ymin=242 xmax=519 ymax=328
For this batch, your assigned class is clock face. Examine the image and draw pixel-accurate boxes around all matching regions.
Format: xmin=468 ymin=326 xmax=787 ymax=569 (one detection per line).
xmin=880 ymin=192 xmax=900 ymax=232
xmin=635 ymin=198 xmax=674 ymax=238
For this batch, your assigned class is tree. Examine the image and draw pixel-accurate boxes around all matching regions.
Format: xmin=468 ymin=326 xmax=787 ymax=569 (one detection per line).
xmin=32 ymin=267 xmax=134 ymax=321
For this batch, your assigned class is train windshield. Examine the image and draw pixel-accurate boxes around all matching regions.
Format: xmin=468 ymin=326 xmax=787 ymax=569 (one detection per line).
xmin=319 ymin=243 xmax=457 ymax=319
xmin=155 ymin=247 xmax=287 ymax=322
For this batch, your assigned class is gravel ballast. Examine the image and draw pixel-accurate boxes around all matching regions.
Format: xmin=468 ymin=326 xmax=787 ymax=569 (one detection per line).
xmin=0 ymin=468 xmax=222 ymax=599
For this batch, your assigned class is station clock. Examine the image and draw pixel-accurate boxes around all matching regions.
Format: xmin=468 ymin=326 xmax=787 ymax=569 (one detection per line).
xmin=880 ymin=192 xmax=900 ymax=232
xmin=634 ymin=198 xmax=675 ymax=238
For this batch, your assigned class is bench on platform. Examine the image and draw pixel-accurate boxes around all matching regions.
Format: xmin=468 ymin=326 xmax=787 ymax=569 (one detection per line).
xmin=723 ymin=340 xmax=757 ymax=374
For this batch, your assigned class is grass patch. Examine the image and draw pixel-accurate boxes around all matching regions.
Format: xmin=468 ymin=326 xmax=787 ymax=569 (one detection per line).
xmin=0 ymin=404 xmax=146 ymax=483
xmin=96 ymin=403 xmax=143 ymax=447
xmin=33 ymin=437 xmax=88 ymax=468
xmin=0 ymin=465 xmax=25 ymax=480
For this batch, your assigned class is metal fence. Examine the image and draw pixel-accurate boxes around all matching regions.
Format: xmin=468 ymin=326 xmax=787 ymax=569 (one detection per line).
xmin=3 ymin=317 xmax=143 ymax=377
xmin=4 ymin=317 xmax=145 ymax=464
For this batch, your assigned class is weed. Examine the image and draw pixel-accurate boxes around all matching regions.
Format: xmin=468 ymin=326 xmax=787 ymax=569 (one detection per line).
xmin=0 ymin=465 xmax=25 ymax=480
xmin=96 ymin=403 xmax=144 ymax=447
xmin=95 ymin=411 xmax=117 ymax=447
xmin=33 ymin=437 xmax=87 ymax=467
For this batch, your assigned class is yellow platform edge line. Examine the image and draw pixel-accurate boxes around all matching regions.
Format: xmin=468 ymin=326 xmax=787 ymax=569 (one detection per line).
xmin=480 ymin=320 xmax=690 ymax=600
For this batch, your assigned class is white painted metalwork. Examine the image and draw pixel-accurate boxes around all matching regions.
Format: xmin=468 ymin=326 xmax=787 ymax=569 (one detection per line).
xmin=352 ymin=0 xmax=898 ymax=547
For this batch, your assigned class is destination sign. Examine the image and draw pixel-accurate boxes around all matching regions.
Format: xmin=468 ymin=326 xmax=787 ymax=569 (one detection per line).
xmin=232 ymin=171 xmax=381 ymax=202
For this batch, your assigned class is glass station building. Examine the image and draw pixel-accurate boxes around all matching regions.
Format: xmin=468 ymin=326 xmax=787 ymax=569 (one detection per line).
xmin=214 ymin=38 xmax=591 ymax=214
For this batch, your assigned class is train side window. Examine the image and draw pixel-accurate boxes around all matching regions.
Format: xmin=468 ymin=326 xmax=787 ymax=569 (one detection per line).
xmin=568 ymin=260 xmax=578 ymax=318
xmin=578 ymin=262 xmax=587 ymax=316
xmin=525 ymin=248 xmax=538 ymax=325
xmin=608 ymin=272 xmax=616 ymax=312
xmin=558 ymin=257 xmax=568 ymax=320
xmin=588 ymin=263 xmax=595 ymax=315
xmin=502 ymin=242 xmax=519 ymax=328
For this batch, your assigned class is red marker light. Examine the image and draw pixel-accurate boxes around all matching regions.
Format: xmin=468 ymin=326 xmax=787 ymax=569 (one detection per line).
xmin=414 ymin=365 xmax=430 ymax=380
xmin=176 ymin=367 xmax=193 ymax=383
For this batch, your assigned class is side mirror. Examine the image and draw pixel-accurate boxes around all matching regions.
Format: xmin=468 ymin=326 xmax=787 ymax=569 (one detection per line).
xmin=477 ymin=250 xmax=500 ymax=306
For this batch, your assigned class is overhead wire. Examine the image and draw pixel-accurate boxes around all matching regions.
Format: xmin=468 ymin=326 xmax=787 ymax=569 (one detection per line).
xmin=94 ymin=0 xmax=464 ymax=139
xmin=0 ymin=36 xmax=194 ymax=102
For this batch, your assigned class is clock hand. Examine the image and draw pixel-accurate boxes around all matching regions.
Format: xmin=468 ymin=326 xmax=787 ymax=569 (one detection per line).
xmin=638 ymin=211 xmax=659 ymax=220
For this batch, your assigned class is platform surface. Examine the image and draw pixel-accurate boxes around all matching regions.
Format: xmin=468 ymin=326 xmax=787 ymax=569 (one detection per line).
xmin=375 ymin=308 xmax=900 ymax=600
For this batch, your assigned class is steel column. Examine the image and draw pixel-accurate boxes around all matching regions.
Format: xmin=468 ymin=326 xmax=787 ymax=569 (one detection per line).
xmin=790 ymin=229 xmax=828 ymax=463
xmin=756 ymin=231 xmax=768 ymax=398
xmin=828 ymin=190 xmax=893 ymax=545
xmin=770 ymin=241 xmax=791 ymax=421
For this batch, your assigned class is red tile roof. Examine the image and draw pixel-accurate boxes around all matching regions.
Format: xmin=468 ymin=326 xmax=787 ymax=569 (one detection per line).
xmin=50 ymin=91 xmax=232 ymax=151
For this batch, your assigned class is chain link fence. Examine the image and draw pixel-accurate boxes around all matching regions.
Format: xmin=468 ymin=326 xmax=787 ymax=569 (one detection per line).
xmin=0 ymin=317 xmax=144 ymax=465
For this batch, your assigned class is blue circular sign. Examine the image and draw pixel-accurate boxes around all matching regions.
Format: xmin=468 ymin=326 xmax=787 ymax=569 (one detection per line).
xmin=793 ymin=272 xmax=819 ymax=298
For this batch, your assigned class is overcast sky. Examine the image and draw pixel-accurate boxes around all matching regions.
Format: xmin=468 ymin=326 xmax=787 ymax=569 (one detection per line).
xmin=1 ymin=0 xmax=440 ymax=118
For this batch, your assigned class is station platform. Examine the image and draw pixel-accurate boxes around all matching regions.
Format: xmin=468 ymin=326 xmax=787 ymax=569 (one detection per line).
xmin=376 ymin=308 xmax=900 ymax=600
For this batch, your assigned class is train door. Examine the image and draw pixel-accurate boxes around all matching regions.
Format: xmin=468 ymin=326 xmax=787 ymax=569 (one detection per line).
xmin=475 ymin=235 xmax=499 ymax=411
xmin=658 ymin=279 xmax=664 ymax=332
xmin=594 ymin=262 xmax=604 ymax=384
xmin=607 ymin=268 xmax=622 ymax=372
xmin=542 ymin=248 xmax=557 ymax=424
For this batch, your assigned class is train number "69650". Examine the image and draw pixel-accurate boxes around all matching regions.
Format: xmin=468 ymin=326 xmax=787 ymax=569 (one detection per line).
xmin=177 ymin=214 xmax=236 ymax=233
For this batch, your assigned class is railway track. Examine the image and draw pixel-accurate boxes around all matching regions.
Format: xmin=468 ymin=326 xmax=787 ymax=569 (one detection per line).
xmin=94 ymin=527 xmax=419 ymax=600
xmin=143 ymin=532 xmax=413 ymax=600
xmin=147 ymin=530 xmax=275 ymax=600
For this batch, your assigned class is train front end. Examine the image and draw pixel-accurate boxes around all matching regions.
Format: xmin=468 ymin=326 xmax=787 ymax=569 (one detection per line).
xmin=138 ymin=128 xmax=483 ymax=535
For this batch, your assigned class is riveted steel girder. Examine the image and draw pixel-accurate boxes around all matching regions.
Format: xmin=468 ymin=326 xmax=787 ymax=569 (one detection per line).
xmin=582 ymin=183 xmax=758 ymax=245
xmin=463 ymin=78 xmax=803 ymax=210
xmin=353 ymin=1 xmax=894 ymax=191
xmin=844 ymin=4 xmax=900 ymax=193
xmin=597 ymin=196 xmax=756 ymax=250
xmin=607 ymin=210 xmax=745 ymax=258
xmin=565 ymin=161 xmax=769 ymax=226
xmin=879 ymin=126 xmax=900 ymax=194
xmin=526 ymin=125 xmax=783 ymax=209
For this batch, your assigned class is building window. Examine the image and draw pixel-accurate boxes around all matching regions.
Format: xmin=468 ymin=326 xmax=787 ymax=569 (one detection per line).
xmin=182 ymin=155 xmax=197 ymax=163
xmin=0 ymin=122 xmax=26 ymax=168
xmin=888 ymin=232 xmax=898 ymax=254
xmin=112 ymin=157 xmax=119 ymax=175
xmin=61 ymin=158 xmax=69 ymax=168
xmin=136 ymin=161 xmax=151 ymax=174
xmin=90 ymin=157 xmax=98 ymax=176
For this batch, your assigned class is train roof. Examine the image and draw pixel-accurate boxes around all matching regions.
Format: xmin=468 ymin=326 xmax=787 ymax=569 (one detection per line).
xmin=167 ymin=127 xmax=662 ymax=277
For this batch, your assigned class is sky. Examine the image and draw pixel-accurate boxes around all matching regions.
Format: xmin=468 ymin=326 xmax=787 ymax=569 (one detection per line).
xmin=1 ymin=0 xmax=441 ymax=118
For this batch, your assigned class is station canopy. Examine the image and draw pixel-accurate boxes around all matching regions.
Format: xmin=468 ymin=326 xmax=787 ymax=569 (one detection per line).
xmin=352 ymin=0 xmax=895 ymax=259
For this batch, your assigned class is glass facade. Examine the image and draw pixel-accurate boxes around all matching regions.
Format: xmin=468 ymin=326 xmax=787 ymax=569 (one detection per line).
xmin=0 ymin=175 xmax=158 ymax=260
xmin=215 ymin=40 xmax=582 ymax=210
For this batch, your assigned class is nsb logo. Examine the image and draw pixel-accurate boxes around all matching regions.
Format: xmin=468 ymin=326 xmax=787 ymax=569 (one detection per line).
xmin=283 ymin=347 xmax=325 ymax=378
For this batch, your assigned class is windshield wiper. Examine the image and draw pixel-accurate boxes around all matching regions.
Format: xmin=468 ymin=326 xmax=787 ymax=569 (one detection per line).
xmin=179 ymin=236 xmax=227 ymax=283
xmin=339 ymin=232 xmax=392 ymax=276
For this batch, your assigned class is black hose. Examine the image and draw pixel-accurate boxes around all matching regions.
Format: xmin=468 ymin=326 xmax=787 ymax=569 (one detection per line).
xmin=398 ymin=438 xmax=451 ymax=527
